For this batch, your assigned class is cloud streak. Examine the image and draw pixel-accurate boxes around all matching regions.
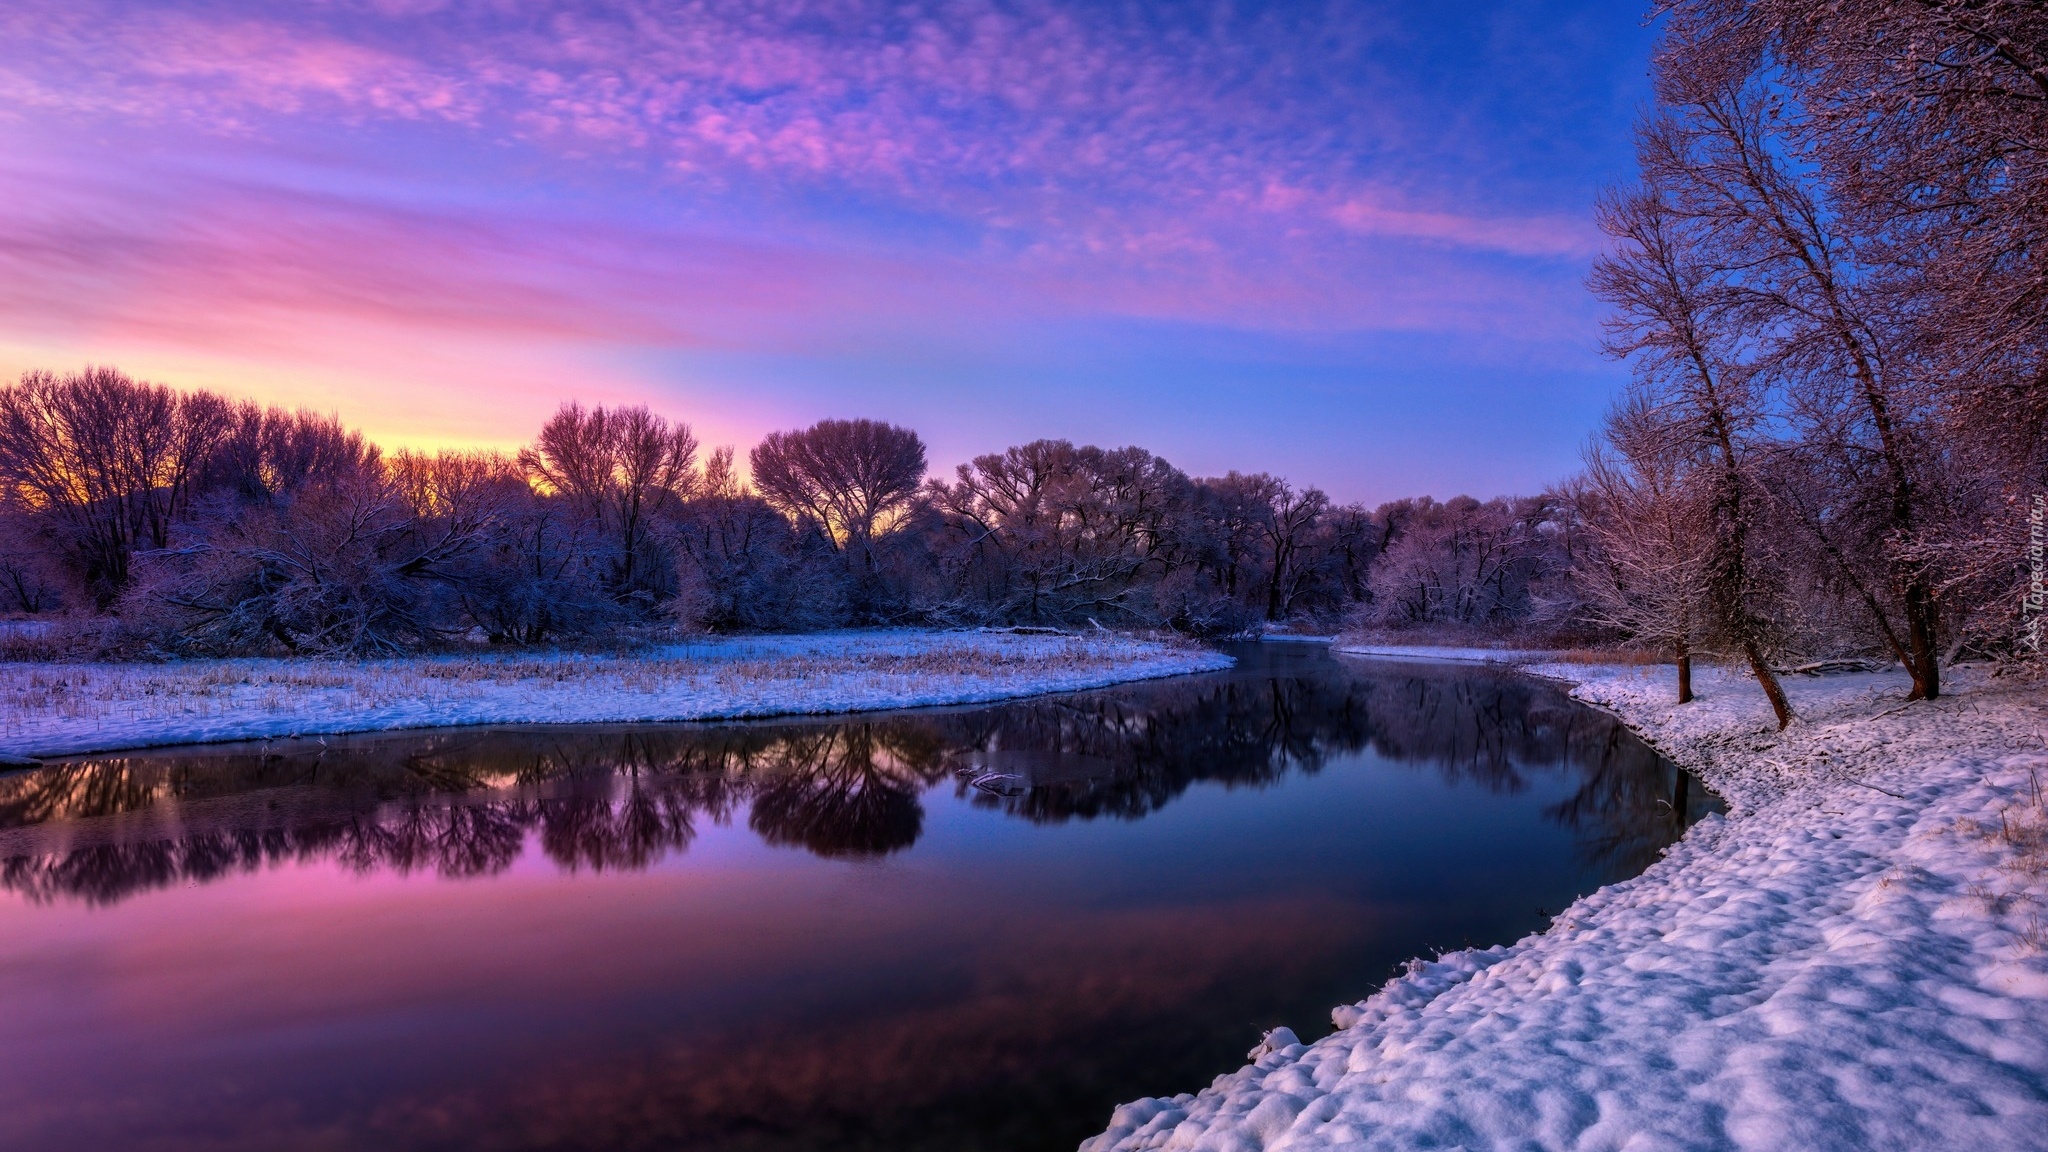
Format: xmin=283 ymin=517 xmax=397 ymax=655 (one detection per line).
xmin=0 ymin=0 xmax=1647 ymax=500
xmin=0 ymin=0 xmax=1589 ymax=265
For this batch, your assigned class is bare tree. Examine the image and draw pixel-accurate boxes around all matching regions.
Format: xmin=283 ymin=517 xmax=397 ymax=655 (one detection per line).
xmin=749 ymin=418 xmax=926 ymax=565
xmin=0 ymin=512 xmax=64 ymax=613
xmin=135 ymin=450 xmax=528 ymax=655
xmin=203 ymin=403 xmax=379 ymax=503
xmin=666 ymin=447 xmax=846 ymax=631
xmin=519 ymin=403 xmax=699 ymax=601
xmin=1590 ymin=183 xmax=1795 ymax=727
xmin=1192 ymin=473 xmax=1334 ymax=622
xmin=1640 ymin=85 xmax=1945 ymax=698
xmin=1361 ymin=495 xmax=1551 ymax=631
xmin=1260 ymin=480 xmax=1333 ymax=622
xmin=0 ymin=367 xmax=234 ymax=605
xmin=1574 ymin=398 xmax=1714 ymax=702
xmin=1660 ymin=0 xmax=2047 ymax=668
xmin=927 ymin=440 xmax=1192 ymax=625
xmin=1659 ymin=0 xmax=2047 ymax=442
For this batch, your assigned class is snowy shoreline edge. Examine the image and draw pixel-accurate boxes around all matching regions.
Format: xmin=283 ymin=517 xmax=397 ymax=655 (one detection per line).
xmin=0 ymin=631 xmax=1234 ymax=761
xmin=1086 ymin=653 xmax=2048 ymax=1151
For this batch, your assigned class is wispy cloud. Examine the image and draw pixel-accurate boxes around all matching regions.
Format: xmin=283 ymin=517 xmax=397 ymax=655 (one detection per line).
xmin=0 ymin=0 xmax=1577 ymax=266
xmin=0 ymin=0 xmax=1645 ymax=499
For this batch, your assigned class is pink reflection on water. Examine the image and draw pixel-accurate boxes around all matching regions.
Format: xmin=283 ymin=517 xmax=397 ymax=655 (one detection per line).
xmin=0 ymin=822 xmax=1364 ymax=1150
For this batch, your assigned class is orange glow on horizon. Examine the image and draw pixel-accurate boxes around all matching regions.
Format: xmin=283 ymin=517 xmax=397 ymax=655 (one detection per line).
xmin=0 ymin=336 xmax=778 ymax=464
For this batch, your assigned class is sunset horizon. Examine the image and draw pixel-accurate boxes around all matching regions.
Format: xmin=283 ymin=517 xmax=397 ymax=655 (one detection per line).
xmin=0 ymin=0 xmax=1652 ymax=503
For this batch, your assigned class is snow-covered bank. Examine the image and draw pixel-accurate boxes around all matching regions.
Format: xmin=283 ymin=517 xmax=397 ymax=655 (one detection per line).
xmin=1086 ymin=660 xmax=2048 ymax=1151
xmin=1334 ymin=642 xmax=1558 ymax=665
xmin=0 ymin=632 xmax=1232 ymax=759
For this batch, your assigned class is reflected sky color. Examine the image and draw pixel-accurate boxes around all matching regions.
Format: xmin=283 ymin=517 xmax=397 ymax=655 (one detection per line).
xmin=0 ymin=649 xmax=1714 ymax=1151
xmin=0 ymin=1 xmax=1652 ymax=498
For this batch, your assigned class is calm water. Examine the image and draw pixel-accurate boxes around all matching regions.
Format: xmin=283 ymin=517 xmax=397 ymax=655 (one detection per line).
xmin=0 ymin=644 xmax=1714 ymax=1152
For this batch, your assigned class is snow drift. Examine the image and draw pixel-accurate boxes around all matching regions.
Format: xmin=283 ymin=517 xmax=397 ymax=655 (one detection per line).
xmin=1085 ymin=659 xmax=2048 ymax=1152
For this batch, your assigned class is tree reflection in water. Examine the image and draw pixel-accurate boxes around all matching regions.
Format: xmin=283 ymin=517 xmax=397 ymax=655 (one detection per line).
xmin=0 ymin=646 xmax=1716 ymax=906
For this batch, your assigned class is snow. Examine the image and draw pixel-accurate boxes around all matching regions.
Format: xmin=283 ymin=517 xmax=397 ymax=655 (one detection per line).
xmin=1085 ymin=659 xmax=2048 ymax=1152
xmin=0 ymin=631 xmax=1233 ymax=759
xmin=1335 ymin=643 xmax=1560 ymax=665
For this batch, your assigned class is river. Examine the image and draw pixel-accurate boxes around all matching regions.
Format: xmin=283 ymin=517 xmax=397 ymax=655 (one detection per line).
xmin=0 ymin=643 xmax=1713 ymax=1151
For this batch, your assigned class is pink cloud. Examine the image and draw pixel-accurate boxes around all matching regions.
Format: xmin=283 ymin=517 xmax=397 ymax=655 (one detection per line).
xmin=0 ymin=7 xmax=476 ymax=127
xmin=1327 ymin=195 xmax=1600 ymax=259
xmin=0 ymin=0 xmax=1574 ymax=266
xmin=0 ymin=0 xmax=1616 ymax=472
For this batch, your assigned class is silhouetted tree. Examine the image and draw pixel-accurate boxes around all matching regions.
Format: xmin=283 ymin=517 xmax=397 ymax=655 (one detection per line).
xmin=520 ymin=402 xmax=699 ymax=602
xmin=0 ymin=367 xmax=234 ymax=604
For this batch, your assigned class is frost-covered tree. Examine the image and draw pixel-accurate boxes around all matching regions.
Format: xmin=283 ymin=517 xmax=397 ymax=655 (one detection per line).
xmin=200 ymin=403 xmax=379 ymax=504
xmin=132 ymin=451 xmax=519 ymax=655
xmin=1639 ymin=85 xmax=1945 ymax=698
xmin=1648 ymin=0 xmax=2044 ymax=670
xmin=0 ymin=367 xmax=235 ymax=605
xmin=0 ymin=511 xmax=65 ymax=614
xmin=926 ymin=440 xmax=1192 ymax=626
xmin=749 ymin=418 xmax=925 ymax=620
xmin=1361 ymin=495 xmax=1558 ymax=631
xmin=519 ymin=403 xmax=699 ymax=603
xmin=749 ymin=418 xmax=926 ymax=554
xmin=1589 ymin=182 xmax=1795 ymax=727
xmin=1573 ymin=398 xmax=1714 ymax=702
xmin=666 ymin=447 xmax=846 ymax=631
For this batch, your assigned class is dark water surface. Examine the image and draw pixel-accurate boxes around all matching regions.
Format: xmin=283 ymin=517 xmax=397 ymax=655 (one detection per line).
xmin=0 ymin=644 xmax=1715 ymax=1152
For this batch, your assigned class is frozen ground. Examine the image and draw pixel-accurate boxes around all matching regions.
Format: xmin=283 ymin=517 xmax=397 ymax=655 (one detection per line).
xmin=0 ymin=631 xmax=1232 ymax=759
xmin=1087 ymin=659 xmax=2048 ymax=1152
xmin=1334 ymin=643 xmax=1558 ymax=664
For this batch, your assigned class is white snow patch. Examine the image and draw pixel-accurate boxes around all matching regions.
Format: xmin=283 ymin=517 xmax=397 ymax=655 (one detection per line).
xmin=1085 ymin=660 xmax=2048 ymax=1152
xmin=1335 ymin=643 xmax=1558 ymax=665
xmin=0 ymin=631 xmax=1232 ymax=759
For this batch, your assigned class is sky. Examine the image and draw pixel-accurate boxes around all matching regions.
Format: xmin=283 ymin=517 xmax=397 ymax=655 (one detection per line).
xmin=0 ymin=0 xmax=1657 ymax=504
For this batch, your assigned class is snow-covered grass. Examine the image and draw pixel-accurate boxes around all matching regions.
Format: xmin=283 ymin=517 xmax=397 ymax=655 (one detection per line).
xmin=1086 ymin=659 xmax=2048 ymax=1152
xmin=1335 ymin=642 xmax=1559 ymax=664
xmin=0 ymin=631 xmax=1232 ymax=760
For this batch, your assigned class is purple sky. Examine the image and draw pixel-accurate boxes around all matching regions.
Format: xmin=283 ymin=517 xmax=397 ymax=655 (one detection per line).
xmin=0 ymin=0 xmax=1655 ymax=503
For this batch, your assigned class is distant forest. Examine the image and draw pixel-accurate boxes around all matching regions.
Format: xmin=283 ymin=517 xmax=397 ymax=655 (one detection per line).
xmin=0 ymin=372 xmax=1446 ymax=648
xmin=2 ymin=0 xmax=2041 ymax=705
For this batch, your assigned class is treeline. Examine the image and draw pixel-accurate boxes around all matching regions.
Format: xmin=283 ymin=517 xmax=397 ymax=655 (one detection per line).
xmin=0 ymin=366 xmax=1434 ymax=652
xmin=0 ymin=364 xmax=1617 ymax=654
xmin=1560 ymin=0 xmax=2045 ymax=720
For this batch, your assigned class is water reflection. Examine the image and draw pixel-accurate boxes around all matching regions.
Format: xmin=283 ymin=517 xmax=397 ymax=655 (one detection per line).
xmin=0 ymin=647 xmax=1712 ymax=907
xmin=0 ymin=646 xmax=1721 ymax=1152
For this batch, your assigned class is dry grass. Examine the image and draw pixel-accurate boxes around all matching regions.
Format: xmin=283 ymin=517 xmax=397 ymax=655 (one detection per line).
xmin=1545 ymin=648 xmax=1670 ymax=666
xmin=1992 ymin=762 xmax=2048 ymax=879
xmin=1949 ymin=753 xmax=2048 ymax=954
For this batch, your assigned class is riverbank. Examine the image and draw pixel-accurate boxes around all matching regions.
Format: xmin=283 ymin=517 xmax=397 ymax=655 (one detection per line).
xmin=1333 ymin=641 xmax=1558 ymax=664
xmin=0 ymin=631 xmax=1232 ymax=760
xmin=1086 ymin=657 xmax=2048 ymax=1151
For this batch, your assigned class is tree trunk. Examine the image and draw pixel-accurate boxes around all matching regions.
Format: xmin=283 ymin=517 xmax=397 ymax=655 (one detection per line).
xmin=1675 ymin=638 xmax=1693 ymax=704
xmin=1904 ymin=574 xmax=1941 ymax=700
xmin=1740 ymin=638 xmax=1794 ymax=729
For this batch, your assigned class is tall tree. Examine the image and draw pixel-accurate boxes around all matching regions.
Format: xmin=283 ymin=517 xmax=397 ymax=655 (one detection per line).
xmin=0 ymin=367 xmax=234 ymax=605
xmin=519 ymin=403 xmax=698 ymax=600
xmin=749 ymin=419 xmax=927 ymax=565
xmin=1589 ymin=183 xmax=1796 ymax=727
xmin=1641 ymin=85 xmax=1944 ymax=698
xmin=1575 ymin=398 xmax=1714 ymax=702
